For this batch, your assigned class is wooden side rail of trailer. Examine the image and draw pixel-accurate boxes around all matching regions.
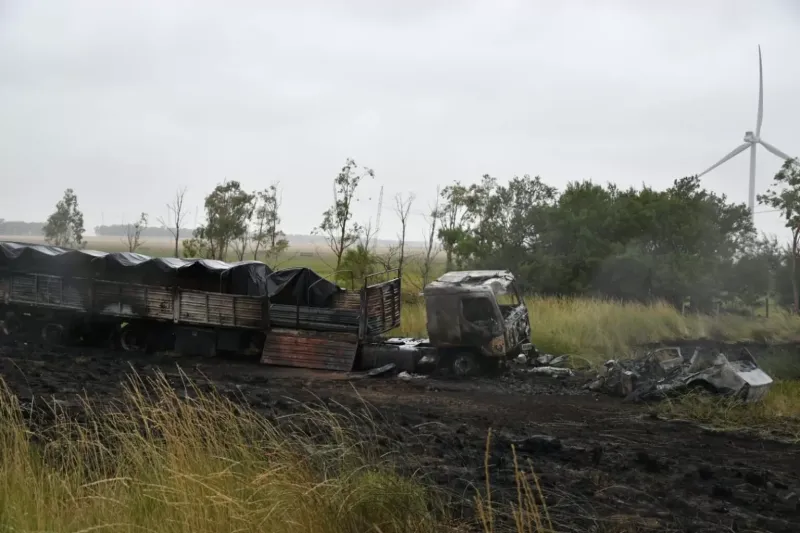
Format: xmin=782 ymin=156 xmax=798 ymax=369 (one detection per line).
xmin=261 ymin=269 xmax=402 ymax=372
xmin=0 ymin=270 xmax=269 ymax=331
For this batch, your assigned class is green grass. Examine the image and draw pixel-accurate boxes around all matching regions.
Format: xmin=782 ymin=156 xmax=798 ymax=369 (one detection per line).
xmin=397 ymin=295 xmax=800 ymax=439
xmin=656 ymin=380 xmax=800 ymax=441
xmin=396 ymin=296 xmax=800 ymax=362
xmin=0 ymin=372 xmax=556 ymax=533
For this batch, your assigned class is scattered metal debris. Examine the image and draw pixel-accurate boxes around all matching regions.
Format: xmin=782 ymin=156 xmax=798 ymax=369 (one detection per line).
xmin=587 ymin=346 xmax=773 ymax=402
xmin=367 ymin=363 xmax=397 ymax=377
xmin=347 ymin=363 xmax=397 ymax=380
xmin=398 ymin=371 xmax=427 ymax=381
xmin=512 ymin=351 xmax=575 ymax=378
xmin=525 ymin=366 xmax=574 ymax=378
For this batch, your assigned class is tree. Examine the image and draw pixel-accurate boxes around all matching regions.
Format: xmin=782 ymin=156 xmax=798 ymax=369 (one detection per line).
xmin=394 ymin=192 xmax=415 ymax=274
xmin=192 ymin=180 xmax=255 ymax=260
xmin=721 ymin=234 xmax=782 ymax=308
xmin=124 ymin=213 xmax=148 ymax=253
xmin=437 ymin=182 xmax=475 ymax=271
xmin=420 ymin=187 xmax=442 ymax=288
xmin=232 ymin=227 xmax=250 ymax=261
xmin=341 ymin=239 xmax=379 ymax=285
xmin=43 ymin=189 xmax=85 ymax=248
xmin=430 ymin=172 xmax=755 ymax=307
xmin=314 ymin=158 xmax=374 ymax=272
xmin=758 ymin=158 xmax=800 ymax=312
xmin=182 ymin=236 xmax=210 ymax=259
xmin=252 ymin=183 xmax=289 ymax=265
xmin=466 ymin=175 xmax=556 ymax=270
xmin=157 ymin=186 xmax=188 ymax=257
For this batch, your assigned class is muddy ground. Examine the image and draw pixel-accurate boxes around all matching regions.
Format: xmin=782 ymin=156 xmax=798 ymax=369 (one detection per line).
xmin=1 ymin=340 xmax=799 ymax=533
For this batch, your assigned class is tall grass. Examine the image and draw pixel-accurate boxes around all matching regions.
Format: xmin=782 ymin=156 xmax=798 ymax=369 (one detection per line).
xmin=0 ymin=372 xmax=439 ymax=533
xmin=396 ymin=296 xmax=800 ymax=362
xmin=657 ymin=380 xmax=800 ymax=441
xmin=0 ymin=371 xmax=561 ymax=533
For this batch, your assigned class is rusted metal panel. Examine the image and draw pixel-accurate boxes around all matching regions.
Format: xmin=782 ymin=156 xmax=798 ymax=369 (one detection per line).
xmin=7 ymin=273 xmax=89 ymax=311
xmin=177 ymin=290 xmax=265 ymax=329
xmin=8 ymin=273 xmax=35 ymax=303
xmin=364 ymin=278 xmax=401 ymax=335
xmin=94 ymin=280 xmax=173 ymax=319
xmin=332 ymin=290 xmax=361 ymax=310
xmin=261 ymin=328 xmax=359 ymax=371
xmin=228 ymin=296 xmax=267 ymax=329
xmin=269 ymin=303 xmax=360 ymax=332
xmin=0 ymin=272 xmax=8 ymax=302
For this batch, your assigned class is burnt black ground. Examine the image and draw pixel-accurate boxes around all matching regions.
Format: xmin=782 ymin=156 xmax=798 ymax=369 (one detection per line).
xmin=1 ymin=339 xmax=799 ymax=532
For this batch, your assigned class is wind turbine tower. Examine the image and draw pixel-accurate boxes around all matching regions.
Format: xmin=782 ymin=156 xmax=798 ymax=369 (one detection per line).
xmin=697 ymin=45 xmax=794 ymax=220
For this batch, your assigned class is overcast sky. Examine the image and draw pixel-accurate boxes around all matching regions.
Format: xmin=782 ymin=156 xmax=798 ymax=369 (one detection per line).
xmin=1 ymin=0 xmax=799 ymax=243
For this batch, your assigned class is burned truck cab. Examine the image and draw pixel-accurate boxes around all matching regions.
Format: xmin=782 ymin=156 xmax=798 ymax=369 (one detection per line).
xmin=423 ymin=270 xmax=532 ymax=375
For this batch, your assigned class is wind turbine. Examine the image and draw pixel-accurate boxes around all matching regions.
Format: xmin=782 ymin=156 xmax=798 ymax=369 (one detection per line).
xmin=698 ymin=45 xmax=793 ymax=218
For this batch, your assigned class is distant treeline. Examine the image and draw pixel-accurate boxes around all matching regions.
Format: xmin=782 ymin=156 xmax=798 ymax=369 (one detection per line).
xmin=0 ymin=220 xmax=43 ymax=236
xmin=0 ymin=220 xmax=413 ymax=248
xmin=93 ymin=225 xmax=195 ymax=238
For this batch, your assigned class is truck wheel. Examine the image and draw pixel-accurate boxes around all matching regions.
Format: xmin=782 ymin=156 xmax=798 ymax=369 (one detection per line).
xmin=451 ymin=352 xmax=479 ymax=378
xmin=41 ymin=323 xmax=64 ymax=346
xmin=119 ymin=327 xmax=143 ymax=352
xmin=2 ymin=312 xmax=21 ymax=335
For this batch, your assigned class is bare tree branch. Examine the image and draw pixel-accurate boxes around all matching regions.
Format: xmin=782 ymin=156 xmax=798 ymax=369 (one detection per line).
xmin=394 ymin=192 xmax=416 ymax=274
xmin=157 ymin=186 xmax=188 ymax=257
xmin=421 ymin=186 xmax=441 ymax=287
xmin=124 ymin=213 xmax=148 ymax=253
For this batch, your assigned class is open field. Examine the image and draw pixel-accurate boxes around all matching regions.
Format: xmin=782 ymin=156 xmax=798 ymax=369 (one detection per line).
xmin=1 ymin=338 xmax=799 ymax=532
xmin=3 ymin=234 xmax=800 ymax=531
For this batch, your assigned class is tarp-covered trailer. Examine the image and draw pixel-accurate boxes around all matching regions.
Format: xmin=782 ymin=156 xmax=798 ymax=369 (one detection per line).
xmin=0 ymin=241 xmax=271 ymax=355
xmin=0 ymin=241 xmax=404 ymax=373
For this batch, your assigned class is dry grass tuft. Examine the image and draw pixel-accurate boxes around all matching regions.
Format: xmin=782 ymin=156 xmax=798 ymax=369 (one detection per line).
xmin=0 ymin=372 xmax=440 ymax=533
xmin=0 ymin=370 xmax=565 ymax=532
xmin=475 ymin=430 xmax=555 ymax=533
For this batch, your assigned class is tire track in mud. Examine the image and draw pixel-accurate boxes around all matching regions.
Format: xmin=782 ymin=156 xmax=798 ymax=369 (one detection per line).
xmin=1 ymin=340 xmax=799 ymax=532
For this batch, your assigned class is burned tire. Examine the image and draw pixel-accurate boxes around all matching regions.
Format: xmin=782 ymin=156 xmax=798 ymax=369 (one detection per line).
xmin=2 ymin=312 xmax=22 ymax=336
xmin=41 ymin=323 xmax=65 ymax=346
xmin=451 ymin=352 xmax=479 ymax=378
xmin=119 ymin=326 xmax=144 ymax=352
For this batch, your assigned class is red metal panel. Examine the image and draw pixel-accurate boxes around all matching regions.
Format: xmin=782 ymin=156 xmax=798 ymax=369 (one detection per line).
xmin=260 ymin=328 xmax=359 ymax=371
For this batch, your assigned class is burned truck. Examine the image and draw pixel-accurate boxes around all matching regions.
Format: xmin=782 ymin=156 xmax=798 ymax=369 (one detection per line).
xmin=425 ymin=270 xmax=532 ymax=374
xmin=361 ymin=270 xmax=533 ymax=376
xmin=0 ymin=241 xmax=402 ymax=372
xmin=0 ymin=241 xmax=531 ymax=377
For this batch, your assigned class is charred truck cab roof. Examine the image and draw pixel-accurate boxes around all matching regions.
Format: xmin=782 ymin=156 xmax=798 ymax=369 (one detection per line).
xmin=423 ymin=270 xmax=529 ymax=358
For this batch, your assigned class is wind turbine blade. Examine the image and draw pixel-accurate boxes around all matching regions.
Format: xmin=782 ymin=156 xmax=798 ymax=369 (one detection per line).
xmin=759 ymin=139 xmax=794 ymax=161
xmin=756 ymin=45 xmax=764 ymax=137
xmin=698 ymin=143 xmax=751 ymax=177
